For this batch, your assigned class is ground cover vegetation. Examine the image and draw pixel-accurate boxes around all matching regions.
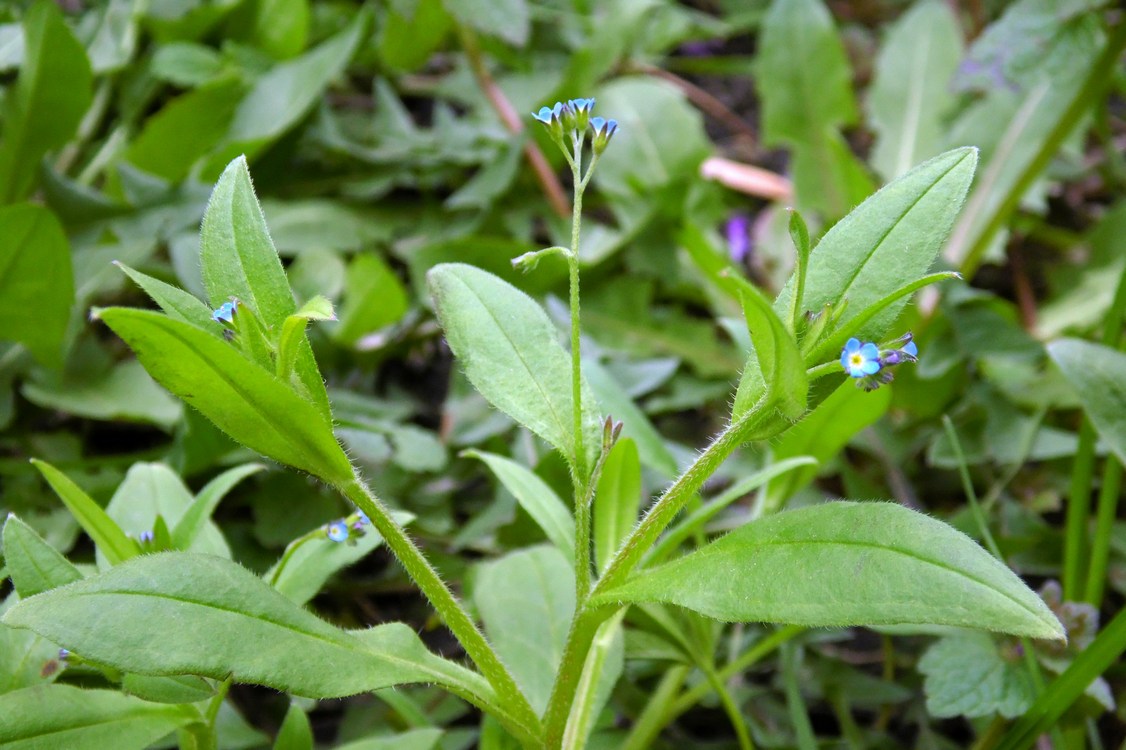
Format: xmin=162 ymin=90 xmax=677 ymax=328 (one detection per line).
xmin=0 ymin=0 xmax=1124 ymax=748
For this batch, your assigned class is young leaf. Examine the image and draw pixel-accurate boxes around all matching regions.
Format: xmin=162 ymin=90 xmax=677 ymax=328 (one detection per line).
xmin=593 ymin=502 xmax=1064 ymax=640
xmin=0 ymin=685 xmax=199 ymax=749
xmin=462 ymin=449 xmax=575 ymax=562
xmin=918 ymin=632 xmax=1035 ymax=719
xmin=2 ymin=514 xmax=83 ymax=597
xmin=96 ymin=308 xmax=354 ymax=486
xmin=774 ymin=147 xmax=977 ymax=343
xmin=2 ymin=553 xmax=499 ymax=705
xmin=0 ymin=1 xmax=92 ymax=204
xmin=0 ymin=204 xmax=75 ymax=366
xmin=274 ymin=701 xmax=313 ymax=750
xmin=171 ymin=463 xmax=266 ymax=550
xmin=114 ymin=261 xmax=219 ymax=333
xmin=1048 ymin=338 xmax=1126 ymax=464
xmin=428 ymin=263 xmax=601 ymax=472
xmin=121 ymin=674 xmax=214 ymax=705
xmin=593 ymin=438 xmax=642 ymax=573
xmin=31 ymin=460 xmax=140 ymax=566
xmin=277 ymin=295 xmax=335 ymax=382
xmin=474 ymin=546 xmax=576 ymax=713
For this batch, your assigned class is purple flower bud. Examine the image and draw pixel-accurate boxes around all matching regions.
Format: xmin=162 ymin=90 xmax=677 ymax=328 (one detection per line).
xmin=726 ymin=214 xmax=751 ymax=263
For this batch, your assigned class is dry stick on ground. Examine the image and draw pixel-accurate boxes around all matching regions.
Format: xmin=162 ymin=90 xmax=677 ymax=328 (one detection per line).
xmin=457 ymin=25 xmax=571 ymax=219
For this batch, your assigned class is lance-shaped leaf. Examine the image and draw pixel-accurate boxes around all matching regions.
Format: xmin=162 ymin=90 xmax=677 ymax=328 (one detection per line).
xmin=1048 ymin=338 xmax=1126 ymax=464
xmin=31 ymin=460 xmax=139 ymax=566
xmin=593 ymin=502 xmax=1063 ymax=640
xmin=428 ymin=263 xmax=601 ymax=472
xmin=0 ymin=685 xmax=199 ymax=750
xmin=2 ymin=514 xmax=84 ymax=597
xmin=2 ymin=553 xmax=502 ymax=713
xmin=775 ymin=147 xmax=977 ymax=343
xmin=96 ymin=308 xmax=353 ymax=486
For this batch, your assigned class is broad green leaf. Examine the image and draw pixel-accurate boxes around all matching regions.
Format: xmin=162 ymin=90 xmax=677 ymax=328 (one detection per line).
xmin=172 ymin=463 xmax=265 ymax=550
xmin=758 ymin=0 xmax=856 ymax=145
xmin=775 ymin=147 xmax=977 ymax=344
xmin=442 ymin=0 xmax=528 ymax=46
xmin=592 ymin=78 xmax=710 ymax=201
xmin=0 ymin=1 xmax=92 ymax=204
xmin=114 ymin=261 xmax=218 ymax=332
xmin=594 ymin=502 xmax=1064 ymax=640
xmin=428 ymin=263 xmax=601 ymax=472
xmin=210 ymin=10 xmax=369 ymax=167
xmin=200 ymin=156 xmax=331 ymax=420
xmin=21 ymin=360 xmax=182 ymax=431
xmin=0 ymin=624 xmax=61 ymax=695
xmin=151 ymin=42 xmax=223 ymax=86
xmin=95 ymin=308 xmax=354 ymax=486
xmin=474 ymin=546 xmax=575 ymax=713
xmin=594 ymin=438 xmax=641 ymax=572
xmin=919 ymin=632 xmax=1035 ymax=718
xmin=0 ymin=684 xmax=199 ymax=750
xmin=2 ymin=515 xmax=83 ymax=598
xmin=378 ymin=0 xmax=451 ymax=72
xmin=868 ymin=1 xmax=963 ymax=180
xmin=266 ymin=510 xmax=413 ymax=607
xmin=765 ymin=382 xmax=891 ymax=509
xmin=463 ymin=450 xmax=575 ymax=561
xmin=274 ymin=701 xmax=313 ymax=750
xmin=1048 ymin=339 xmax=1126 ymax=465
xmin=0 ymin=204 xmax=75 ymax=366
xmin=124 ymin=77 xmax=244 ymax=182
xmin=2 ymin=553 xmax=500 ymax=706
xmin=31 ymin=460 xmax=139 ymax=566
xmin=201 ymin=156 xmax=298 ymax=328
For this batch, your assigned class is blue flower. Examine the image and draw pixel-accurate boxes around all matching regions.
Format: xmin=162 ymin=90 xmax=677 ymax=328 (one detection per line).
xmin=531 ymin=102 xmax=566 ymax=141
xmin=211 ymin=300 xmax=237 ymax=324
xmin=568 ymin=98 xmax=595 ymax=129
xmin=840 ymin=338 xmax=881 ymax=378
xmin=532 ymin=106 xmax=555 ymax=125
xmin=590 ymin=117 xmax=618 ymax=154
xmin=326 ymin=521 xmax=349 ymax=543
xmin=138 ymin=530 xmax=155 ymax=544
xmin=356 ymin=510 xmax=369 ymax=525
xmin=879 ymin=333 xmax=919 ymax=366
xmin=58 ymin=648 xmax=70 ymax=660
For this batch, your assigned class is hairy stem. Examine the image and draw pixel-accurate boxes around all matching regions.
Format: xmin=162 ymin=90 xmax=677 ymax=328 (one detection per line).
xmin=336 ymin=472 xmax=541 ymax=745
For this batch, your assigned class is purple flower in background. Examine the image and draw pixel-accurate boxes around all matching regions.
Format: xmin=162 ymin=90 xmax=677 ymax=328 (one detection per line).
xmin=726 ymin=214 xmax=751 ymax=263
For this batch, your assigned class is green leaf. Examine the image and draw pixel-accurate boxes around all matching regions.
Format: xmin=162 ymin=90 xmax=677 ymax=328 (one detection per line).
xmin=377 ymin=0 xmax=452 ymax=72
xmin=95 ymin=308 xmax=353 ymax=486
xmin=2 ymin=553 xmax=500 ymax=705
xmin=171 ymin=463 xmax=265 ymax=550
xmin=337 ymin=728 xmax=445 ymax=750
xmin=442 ymin=0 xmax=528 ymax=46
xmin=200 ymin=156 xmax=331 ymax=421
xmin=250 ymin=0 xmax=309 ymax=59
xmin=273 ymin=701 xmax=313 ymax=750
xmin=0 ymin=684 xmax=199 ymax=750
xmin=21 ymin=360 xmax=182 ymax=431
xmin=334 ymin=253 xmax=409 ymax=346
xmin=1048 ymin=338 xmax=1126 ymax=464
xmin=474 ymin=546 xmax=575 ymax=713
xmin=124 ymin=77 xmax=244 ymax=182
xmin=428 ymin=263 xmax=601 ymax=472
xmin=31 ymin=459 xmax=140 ymax=566
xmin=594 ymin=502 xmax=1064 ymax=640
xmin=266 ymin=510 xmax=412 ymax=607
xmin=2 ymin=515 xmax=83 ymax=598
xmin=775 ymin=147 xmax=977 ymax=344
xmin=463 ymin=449 xmax=575 ymax=562
xmin=277 ymin=295 xmax=335 ymax=382
xmin=765 ymin=382 xmax=891 ymax=510
xmin=729 ymin=275 xmax=807 ymax=423
xmin=868 ymin=1 xmax=963 ymax=181
xmin=211 ymin=10 xmax=369 ymax=167
xmin=757 ymin=0 xmax=857 ymax=145
xmin=0 ymin=204 xmax=75 ymax=366
xmin=0 ymin=624 xmax=62 ymax=695
xmin=114 ymin=262 xmax=218 ymax=331
xmin=918 ymin=632 xmax=1035 ymax=718
xmin=594 ymin=438 xmax=641 ymax=573
xmin=0 ymin=1 xmax=92 ymax=204
xmin=121 ymin=674 xmax=214 ymax=705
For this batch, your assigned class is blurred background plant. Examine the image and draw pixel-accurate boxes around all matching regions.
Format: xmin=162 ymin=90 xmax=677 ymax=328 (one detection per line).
xmin=0 ymin=0 xmax=1124 ymax=748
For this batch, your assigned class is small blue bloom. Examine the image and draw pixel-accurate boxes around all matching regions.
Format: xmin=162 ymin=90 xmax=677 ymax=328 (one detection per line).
xmin=138 ymin=530 xmax=154 ymax=544
xmin=568 ymin=97 xmax=595 ymax=129
xmin=211 ymin=300 xmax=237 ymax=324
xmin=356 ymin=510 xmax=370 ymax=526
xmin=327 ymin=521 xmax=349 ymax=543
xmin=903 ymin=340 xmax=918 ymax=357
xmin=532 ymin=106 xmax=554 ymax=125
xmin=590 ymin=117 xmax=618 ymax=154
xmin=879 ymin=333 xmax=919 ymax=366
xmin=840 ymin=338 xmax=881 ymax=378
xmin=58 ymin=648 xmax=70 ymax=660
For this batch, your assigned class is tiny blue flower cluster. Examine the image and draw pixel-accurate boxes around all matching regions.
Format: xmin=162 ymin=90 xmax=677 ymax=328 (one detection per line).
xmin=324 ymin=509 xmax=372 ymax=545
xmin=533 ymin=98 xmax=618 ymax=153
xmin=211 ymin=300 xmax=237 ymax=324
xmin=840 ymin=333 xmax=919 ymax=391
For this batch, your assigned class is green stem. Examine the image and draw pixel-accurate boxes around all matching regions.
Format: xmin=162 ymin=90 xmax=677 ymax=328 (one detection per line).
xmin=703 ymin=664 xmax=754 ymax=750
xmin=335 ymin=472 xmax=542 ymax=745
xmin=1064 ymin=421 xmax=1098 ymax=600
xmin=569 ymin=147 xmax=591 ymax=601
xmin=620 ymin=665 xmax=690 ymax=750
xmin=1085 ymin=453 xmax=1122 ymax=606
xmin=781 ymin=642 xmax=817 ymax=750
